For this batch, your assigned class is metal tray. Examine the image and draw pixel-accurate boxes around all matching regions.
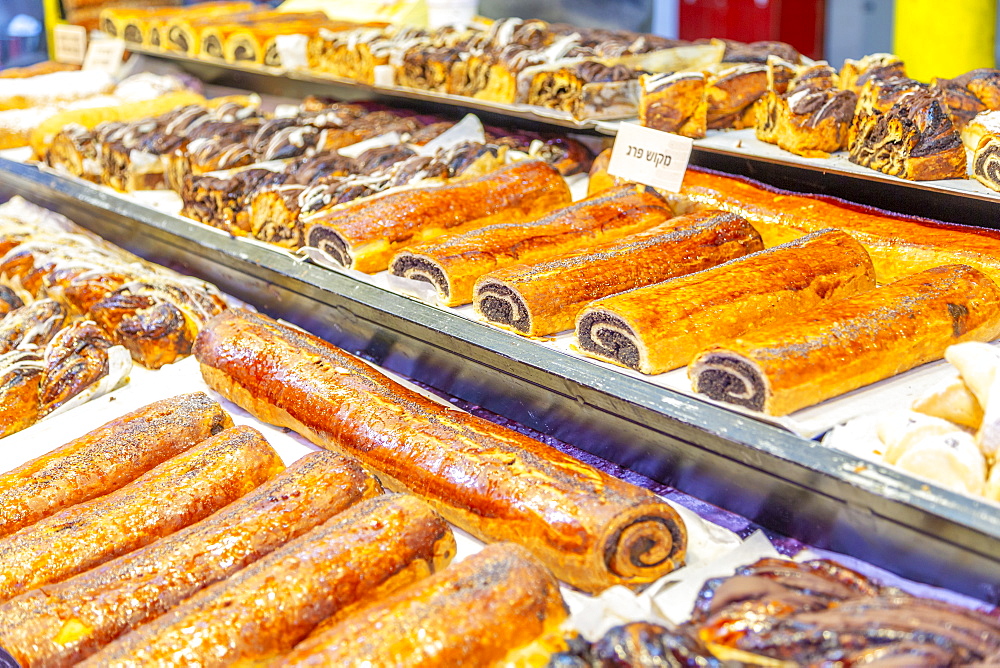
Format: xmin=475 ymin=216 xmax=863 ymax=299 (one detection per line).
xmin=2 ymin=157 xmax=998 ymax=603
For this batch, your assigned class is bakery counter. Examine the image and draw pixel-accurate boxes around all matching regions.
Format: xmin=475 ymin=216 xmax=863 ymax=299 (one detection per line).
xmin=126 ymin=49 xmax=1000 ymax=228
xmin=2 ymin=156 xmax=999 ymax=604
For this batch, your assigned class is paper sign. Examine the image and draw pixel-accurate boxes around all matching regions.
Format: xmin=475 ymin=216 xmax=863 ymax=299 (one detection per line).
xmin=606 ymin=122 xmax=694 ymax=193
xmin=83 ymin=38 xmax=126 ymax=74
xmin=52 ymin=24 xmax=87 ymax=65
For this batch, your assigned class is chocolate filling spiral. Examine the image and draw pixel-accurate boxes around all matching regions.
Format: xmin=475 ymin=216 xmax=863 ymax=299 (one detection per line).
xmin=389 ymin=256 xmax=450 ymax=299
xmin=975 ymin=137 xmax=1000 ymax=190
xmin=306 ymin=227 xmax=352 ymax=268
xmin=577 ymin=311 xmax=641 ymax=370
xmin=475 ymin=281 xmax=531 ymax=333
xmin=692 ymin=352 xmax=766 ymax=411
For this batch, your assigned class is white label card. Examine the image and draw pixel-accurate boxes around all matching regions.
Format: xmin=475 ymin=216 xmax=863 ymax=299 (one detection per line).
xmin=83 ymin=38 xmax=126 ymax=74
xmin=606 ymin=122 xmax=694 ymax=193
xmin=53 ymin=24 xmax=87 ymax=65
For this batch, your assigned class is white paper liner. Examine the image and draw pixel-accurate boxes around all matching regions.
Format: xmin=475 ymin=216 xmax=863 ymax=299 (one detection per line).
xmin=411 ymin=113 xmax=485 ymax=157
xmin=274 ymin=34 xmax=309 ymax=71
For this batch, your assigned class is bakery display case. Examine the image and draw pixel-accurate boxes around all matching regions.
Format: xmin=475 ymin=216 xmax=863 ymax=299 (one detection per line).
xmin=3 ymin=4 xmax=1000 ymax=661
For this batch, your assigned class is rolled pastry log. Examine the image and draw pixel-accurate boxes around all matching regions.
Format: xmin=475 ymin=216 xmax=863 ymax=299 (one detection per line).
xmin=389 ymin=184 xmax=674 ymax=307
xmin=0 ymin=425 xmax=282 ymax=603
xmin=0 ymin=451 xmax=381 ymax=668
xmin=576 ymin=228 xmax=873 ymax=373
xmin=0 ymin=392 xmax=232 ymax=539
xmin=277 ymin=543 xmax=568 ymax=667
xmin=676 ymin=167 xmax=1000 ymax=284
xmin=194 ymin=309 xmax=686 ymax=593
xmin=690 ymin=265 xmax=1000 ymax=416
xmin=476 ymin=210 xmax=765 ymax=338
xmin=80 ymin=494 xmax=455 ymax=667
xmin=0 ymin=349 xmax=45 ymax=438
xmin=303 ymin=160 xmax=572 ymax=272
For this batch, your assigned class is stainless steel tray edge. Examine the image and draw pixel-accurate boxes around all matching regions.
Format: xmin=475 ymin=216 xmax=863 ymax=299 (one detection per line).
xmin=2 ymin=158 xmax=998 ymax=602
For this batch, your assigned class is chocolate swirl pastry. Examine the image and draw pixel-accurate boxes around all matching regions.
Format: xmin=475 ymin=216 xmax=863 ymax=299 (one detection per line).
xmin=839 ymin=52 xmax=907 ymax=92
xmin=526 ymin=62 xmax=642 ymax=120
xmin=933 ymin=68 xmax=1000 ymax=129
xmin=706 ymin=63 xmax=767 ymax=129
xmin=37 ymin=319 xmax=114 ymax=417
xmin=397 ymin=44 xmax=464 ymax=93
xmin=719 ymin=38 xmax=801 ymax=64
xmin=640 ymin=71 xmax=708 ymax=138
xmin=0 ymin=350 xmax=45 ymax=438
xmin=690 ymin=264 xmax=1000 ymax=416
xmin=690 ymin=558 xmax=1000 ymax=665
xmin=0 ymin=299 xmax=67 ymax=354
xmin=849 ymin=87 xmax=967 ymax=180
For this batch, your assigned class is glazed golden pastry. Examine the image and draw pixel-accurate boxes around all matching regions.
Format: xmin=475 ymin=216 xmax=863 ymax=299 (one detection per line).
xmin=0 ymin=451 xmax=380 ymax=667
xmin=389 ymin=184 xmax=674 ymax=307
xmin=0 ymin=425 xmax=281 ymax=603
xmin=278 ymin=543 xmax=568 ymax=667
xmin=576 ymin=228 xmax=873 ymax=374
xmin=838 ymin=52 xmax=906 ymax=93
xmin=0 ymin=392 xmax=231 ymax=539
xmin=303 ymin=160 xmax=573 ymax=272
xmin=476 ymin=210 xmax=765 ymax=338
xmin=676 ymin=167 xmax=1000 ymax=285
xmin=639 ymin=71 xmax=707 ymax=138
xmin=81 ymin=494 xmax=454 ymax=667
xmin=194 ymin=309 xmax=687 ymax=594
xmin=689 ymin=265 xmax=1000 ymax=416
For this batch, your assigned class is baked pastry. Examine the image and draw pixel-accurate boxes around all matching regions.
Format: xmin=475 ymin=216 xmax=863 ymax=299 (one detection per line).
xmin=677 ymin=167 xmax=1000 ymax=284
xmin=912 ymin=372 xmax=984 ymax=429
xmin=195 ymin=308 xmax=687 ymax=593
xmin=839 ymin=52 xmax=906 ymax=93
xmin=963 ymin=110 xmax=1000 ymax=193
xmin=0 ymin=350 xmax=45 ymax=439
xmin=586 ymin=148 xmax=627 ymax=196
xmin=705 ymin=62 xmax=768 ymax=129
xmin=523 ymin=60 xmax=642 ymax=120
xmin=0 ymin=61 xmax=78 ymax=79
xmin=389 ymin=184 xmax=674 ymax=307
xmin=0 ymin=392 xmax=230 ymax=538
xmin=689 ymin=264 xmax=1000 ymax=416
xmin=0 ymin=299 xmax=67 ymax=353
xmin=849 ymin=85 xmax=966 ymax=180
xmin=476 ymin=209 xmax=765 ymax=338
xmin=687 ymin=557 xmax=1000 ymax=665
xmin=303 ymin=160 xmax=573 ymax=272
xmin=576 ymin=228 xmax=872 ymax=373
xmin=81 ymin=494 xmax=454 ymax=666
xmin=223 ymin=18 xmax=358 ymax=67
xmin=756 ymin=62 xmax=857 ymax=157
xmin=932 ymin=68 xmax=1000 ymax=129
xmin=0 ymin=426 xmax=281 ymax=603
xmin=278 ymin=543 xmax=568 ymax=667
xmin=0 ymin=451 xmax=380 ymax=667
xmin=639 ymin=71 xmax=707 ymax=138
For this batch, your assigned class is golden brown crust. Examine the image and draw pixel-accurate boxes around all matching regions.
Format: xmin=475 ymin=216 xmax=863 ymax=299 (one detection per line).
xmin=639 ymin=72 xmax=707 ymax=138
xmin=81 ymin=494 xmax=455 ymax=667
xmin=474 ymin=209 xmax=765 ymax=337
xmin=679 ymin=167 xmax=1000 ymax=285
xmin=0 ymin=392 xmax=231 ymax=539
xmin=194 ymin=309 xmax=686 ymax=593
xmin=690 ymin=264 xmax=1000 ymax=416
xmin=278 ymin=543 xmax=568 ymax=667
xmin=0 ymin=425 xmax=281 ymax=603
xmin=0 ymin=451 xmax=380 ymax=667
xmin=302 ymin=160 xmax=572 ymax=273
xmin=586 ymin=148 xmax=625 ymax=197
xmin=389 ymin=184 xmax=672 ymax=307
xmin=576 ymin=228 xmax=874 ymax=374
xmin=0 ymin=351 xmax=43 ymax=438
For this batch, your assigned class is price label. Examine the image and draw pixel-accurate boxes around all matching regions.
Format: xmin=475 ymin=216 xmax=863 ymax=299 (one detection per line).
xmin=606 ymin=122 xmax=694 ymax=193
xmin=52 ymin=24 xmax=87 ymax=65
xmin=83 ymin=38 xmax=127 ymax=73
